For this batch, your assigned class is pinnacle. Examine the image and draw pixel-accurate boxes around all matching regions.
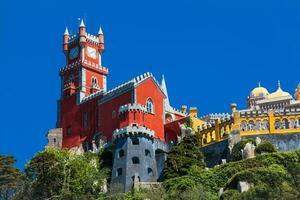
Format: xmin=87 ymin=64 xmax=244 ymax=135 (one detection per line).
xmin=64 ymin=27 xmax=69 ymax=35
xmin=98 ymin=26 xmax=103 ymax=35
xmin=79 ymin=19 xmax=85 ymax=27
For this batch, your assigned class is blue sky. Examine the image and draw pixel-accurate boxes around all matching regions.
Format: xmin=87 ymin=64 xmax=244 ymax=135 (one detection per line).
xmin=1 ymin=0 xmax=300 ymax=169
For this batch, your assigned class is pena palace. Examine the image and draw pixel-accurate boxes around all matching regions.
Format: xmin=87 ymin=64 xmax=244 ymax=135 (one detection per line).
xmin=47 ymin=20 xmax=300 ymax=191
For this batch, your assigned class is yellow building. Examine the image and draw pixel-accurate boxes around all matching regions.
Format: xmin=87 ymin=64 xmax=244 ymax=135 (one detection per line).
xmin=198 ymin=81 xmax=300 ymax=146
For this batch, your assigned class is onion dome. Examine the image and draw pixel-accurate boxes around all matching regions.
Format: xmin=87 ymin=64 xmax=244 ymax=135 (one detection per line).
xmin=267 ymin=81 xmax=291 ymax=99
xmin=250 ymin=82 xmax=269 ymax=98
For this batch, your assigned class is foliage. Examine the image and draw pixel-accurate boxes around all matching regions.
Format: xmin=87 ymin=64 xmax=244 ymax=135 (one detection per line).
xmin=184 ymin=116 xmax=193 ymax=129
xmin=255 ymin=141 xmax=277 ymax=155
xmin=0 ymin=155 xmax=23 ymax=200
xmin=16 ymin=148 xmax=108 ymax=200
xmin=164 ymin=150 xmax=300 ymax=200
xmin=230 ymin=139 xmax=255 ymax=161
xmin=164 ymin=134 xmax=205 ymax=179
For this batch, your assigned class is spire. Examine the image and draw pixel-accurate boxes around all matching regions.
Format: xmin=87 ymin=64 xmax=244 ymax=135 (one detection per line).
xmin=64 ymin=27 xmax=69 ymax=35
xmin=98 ymin=26 xmax=103 ymax=35
xmin=278 ymin=80 xmax=281 ymax=89
xmin=258 ymin=82 xmax=261 ymax=87
xmin=79 ymin=19 xmax=85 ymax=27
xmin=161 ymin=75 xmax=170 ymax=107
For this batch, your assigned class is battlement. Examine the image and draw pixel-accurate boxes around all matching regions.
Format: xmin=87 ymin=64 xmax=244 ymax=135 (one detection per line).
xmin=200 ymin=113 xmax=231 ymax=122
xmin=59 ymin=59 xmax=108 ymax=75
xmin=86 ymin=33 xmax=100 ymax=45
xmin=113 ymin=125 xmax=155 ymax=140
xmin=119 ymin=103 xmax=148 ymax=114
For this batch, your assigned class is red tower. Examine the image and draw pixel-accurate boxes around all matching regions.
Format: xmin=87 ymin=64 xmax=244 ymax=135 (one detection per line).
xmin=55 ymin=20 xmax=186 ymax=150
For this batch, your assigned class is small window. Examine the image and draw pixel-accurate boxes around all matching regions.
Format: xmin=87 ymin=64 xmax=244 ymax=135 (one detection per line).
xmin=132 ymin=137 xmax=139 ymax=145
xmin=118 ymin=149 xmax=125 ymax=158
xmin=132 ymin=157 xmax=140 ymax=164
xmin=146 ymin=98 xmax=154 ymax=113
xmin=53 ymin=138 xmax=57 ymax=144
xmin=91 ymin=77 xmax=98 ymax=87
xmin=145 ymin=149 xmax=151 ymax=157
xmin=147 ymin=168 xmax=153 ymax=176
xmin=83 ymin=112 xmax=88 ymax=128
xmin=117 ymin=168 xmax=122 ymax=176
xmin=112 ymin=110 xmax=116 ymax=119
xmin=67 ymin=127 xmax=72 ymax=136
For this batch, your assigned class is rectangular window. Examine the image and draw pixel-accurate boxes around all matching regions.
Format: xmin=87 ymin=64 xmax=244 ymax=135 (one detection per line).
xmin=83 ymin=112 xmax=88 ymax=128
xmin=67 ymin=127 xmax=71 ymax=136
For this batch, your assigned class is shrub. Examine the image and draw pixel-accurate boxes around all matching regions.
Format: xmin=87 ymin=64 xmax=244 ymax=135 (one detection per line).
xmin=230 ymin=139 xmax=255 ymax=161
xmin=255 ymin=141 xmax=276 ymax=155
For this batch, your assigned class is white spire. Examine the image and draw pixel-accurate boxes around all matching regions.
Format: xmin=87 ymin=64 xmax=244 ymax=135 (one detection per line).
xmin=79 ymin=19 xmax=85 ymax=27
xmin=98 ymin=26 xmax=103 ymax=35
xmin=64 ymin=27 xmax=69 ymax=35
xmin=278 ymin=80 xmax=281 ymax=88
xmin=161 ymin=75 xmax=170 ymax=107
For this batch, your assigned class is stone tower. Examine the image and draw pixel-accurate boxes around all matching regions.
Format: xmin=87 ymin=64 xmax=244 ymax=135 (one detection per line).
xmin=111 ymin=127 xmax=159 ymax=192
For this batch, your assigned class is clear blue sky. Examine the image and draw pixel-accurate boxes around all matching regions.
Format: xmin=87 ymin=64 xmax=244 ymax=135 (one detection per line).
xmin=1 ymin=0 xmax=300 ymax=169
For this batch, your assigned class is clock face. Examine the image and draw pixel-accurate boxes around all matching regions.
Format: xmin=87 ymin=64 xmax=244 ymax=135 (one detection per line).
xmin=69 ymin=47 xmax=79 ymax=59
xmin=86 ymin=46 xmax=97 ymax=59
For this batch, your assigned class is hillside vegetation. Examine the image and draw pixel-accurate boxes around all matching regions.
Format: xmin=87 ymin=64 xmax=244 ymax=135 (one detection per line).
xmin=1 ymin=136 xmax=300 ymax=200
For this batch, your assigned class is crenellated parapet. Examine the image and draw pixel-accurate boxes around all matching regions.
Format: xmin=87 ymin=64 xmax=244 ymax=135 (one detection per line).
xmin=59 ymin=59 xmax=108 ymax=75
xmin=113 ymin=125 xmax=155 ymax=140
xmin=200 ymin=113 xmax=231 ymax=123
xmin=119 ymin=103 xmax=148 ymax=114
xmin=198 ymin=117 xmax=233 ymax=146
xmin=230 ymin=103 xmax=300 ymax=136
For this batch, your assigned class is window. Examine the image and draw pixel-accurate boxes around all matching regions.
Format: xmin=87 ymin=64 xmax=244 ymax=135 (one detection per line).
xmin=67 ymin=127 xmax=72 ymax=136
xmin=83 ymin=112 xmax=88 ymax=128
xmin=132 ymin=137 xmax=139 ymax=145
xmin=145 ymin=149 xmax=151 ymax=157
xmin=132 ymin=157 xmax=140 ymax=164
xmin=118 ymin=149 xmax=125 ymax=158
xmin=146 ymin=98 xmax=154 ymax=113
xmin=117 ymin=168 xmax=122 ymax=176
xmin=112 ymin=110 xmax=116 ymax=119
xmin=53 ymin=138 xmax=57 ymax=144
xmin=147 ymin=168 xmax=153 ymax=176
xmin=91 ymin=77 xmax=98 ymax=87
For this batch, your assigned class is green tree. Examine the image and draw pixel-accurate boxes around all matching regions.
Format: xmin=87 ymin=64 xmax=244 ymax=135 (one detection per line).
xmin=18 ymin=148 xmax=108 ymax=200
xmin=0 ymin=155 xmax=23 ymax=200
xmin=164 ymin=134 xmax=205 ymax=179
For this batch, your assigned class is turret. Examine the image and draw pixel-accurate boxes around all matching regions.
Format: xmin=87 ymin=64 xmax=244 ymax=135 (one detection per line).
xmin=98 ymin=26 xmax=105 ymax=53
xmin=63 ymin=27 xmax=69 ymax=54
xmin=79 ymin=19 xmax=86 ymax=46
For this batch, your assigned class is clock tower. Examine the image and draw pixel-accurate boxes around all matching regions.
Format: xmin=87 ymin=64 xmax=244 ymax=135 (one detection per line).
xmin=60 ymin=19 xmax=108 ymax=101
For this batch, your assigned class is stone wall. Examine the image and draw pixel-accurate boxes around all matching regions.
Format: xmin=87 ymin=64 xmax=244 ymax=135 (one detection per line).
xmin=201 ymin=139 xmax=229 ymax=167
xmin=242 ymin=132 xmax=300 ymax=152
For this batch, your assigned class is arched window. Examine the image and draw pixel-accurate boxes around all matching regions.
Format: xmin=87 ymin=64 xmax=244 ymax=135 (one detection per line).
xmin=91 ymin=77 xmax=98 ymax=87
xmin=145 ymin=149 xmax=151 ymax=157
xmin=53 ymin=138 xmax=57 ymax=144
xmin=132 ymin=137 xmax=139 ymax=145
xmin=132 ymin=157 xmax=140 ymax=164
xmin=118 ymin=149 xmax=125 ymax=158
xmin=146 ymin=98 xmax=154 ymax=113
xmin=147 ymin=168 xmax=153 ymax=176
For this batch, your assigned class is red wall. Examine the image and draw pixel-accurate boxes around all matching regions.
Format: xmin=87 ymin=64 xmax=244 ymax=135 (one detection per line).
xmin=98 ymin=90 xmax=133 ymax=140
xmin=135 ymin=78 xmax=165 ymax=140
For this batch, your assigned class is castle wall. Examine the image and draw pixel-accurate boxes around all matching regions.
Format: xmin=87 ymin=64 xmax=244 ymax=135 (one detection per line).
xmin=135 ymin=78 xmax=165 ymax=140
xmin=201 ymin=139 xmax=229 ymax=167
xmin=242 ymin=132 xmax=300 ymax=151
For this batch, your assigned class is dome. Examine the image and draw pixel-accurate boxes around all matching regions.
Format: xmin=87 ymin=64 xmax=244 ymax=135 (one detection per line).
xmin=267 ymin=87 xmax=291 ymax=99
xmin=250 ymin=86 xmax=269 ymax=98
xmin=267 ymin=81 xmax=291 ymax=99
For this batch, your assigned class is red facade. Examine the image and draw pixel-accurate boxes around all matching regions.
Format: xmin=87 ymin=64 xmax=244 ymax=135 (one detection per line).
xmin=58 ymin=22 xmax=186 ymax=149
